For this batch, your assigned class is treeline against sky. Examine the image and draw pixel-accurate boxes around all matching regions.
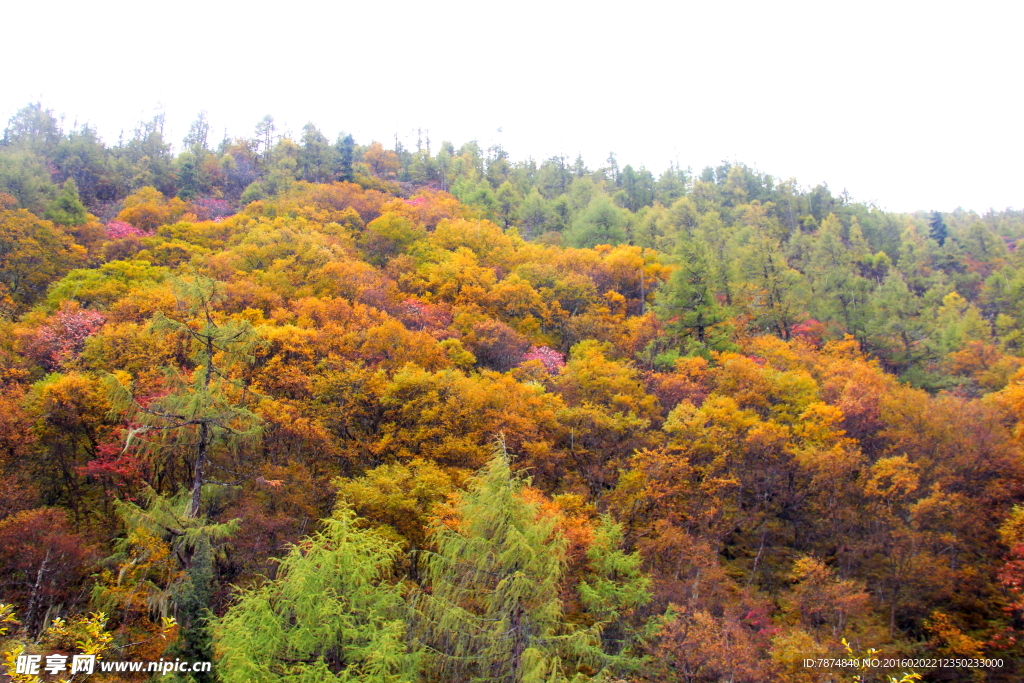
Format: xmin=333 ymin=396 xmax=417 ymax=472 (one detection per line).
xmin=2 ymin=103 xmax=1024 ymax=682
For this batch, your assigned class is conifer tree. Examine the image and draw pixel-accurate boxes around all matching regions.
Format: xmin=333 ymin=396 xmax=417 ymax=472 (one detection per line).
xmin=335 ymin=133 xmax=355 ymax=182
xmin=107 ymin=275 xmax=262 ymax=517
xmin=44 ymin=178 xmax=88 ymax=226
xmin=656 ymin=237 xmax=730 ymax=355
xmin=578 ymin=517 xmax=651 ymax=656
xmin=97 ymin=489 xmax=236 ymax=680
xmin=807 ymin=214 xmax=872 ymax=339
xmin=215 ymin=505 xmax=417 ymax=683
xmin=414 ymin=440 xmax=645 ymax=683
xmin=175 ymin=151 xmax=204 ymax=200
xmin=415 ymin=443 xmax=570 ymax=682
xmin=928 ymin=210 xmax=948 ymax=246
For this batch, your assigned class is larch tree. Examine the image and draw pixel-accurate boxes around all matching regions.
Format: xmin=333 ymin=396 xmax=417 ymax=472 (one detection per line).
xmin=101 ymin=489 xmax=236 ymax=675
xmin=414 ymin=440 xmax=643 ymax=683
xmin=214 ymin=505 xmax=418 ymax=683
xmin=656 ymin=236 xmax=730 ymax=355
xmin=106 ymin=274 xmax=263 ymax=518
xmin=43 ymin=178 xmax=88 ymax=226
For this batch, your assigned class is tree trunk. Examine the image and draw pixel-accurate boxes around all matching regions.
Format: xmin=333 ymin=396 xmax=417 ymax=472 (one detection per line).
xmin=188 ymin=421 xmax=209 ymax=518
xmin=510 ymin=601 xmax=525 ymax=683
xmin=23 ymin=547 xmax=52 ymax=636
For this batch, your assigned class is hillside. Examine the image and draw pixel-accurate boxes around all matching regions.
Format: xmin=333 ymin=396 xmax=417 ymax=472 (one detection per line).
xmin=2 ymin=104 xmax=1024 ymax=682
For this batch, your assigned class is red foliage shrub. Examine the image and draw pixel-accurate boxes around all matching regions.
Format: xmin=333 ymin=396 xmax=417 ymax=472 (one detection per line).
xmin=77 ymin=438 xmax=146 ymax=495
xmin=791 ymin=318 xmax=826 ymax=347
xmin=395 ymin=298 xmax=454 ymax=336
xmin=520 ymin=345 xmax=566 ymax=374
xmin=468 ymin=319 xmax=530 ymax=372
xmin=28 ymin=304 xmax=106 ymax=371
xmin=104 ymin=220 xmax=149 ymax=240
xmin=0 ymin=507 xmax=96 ymax=634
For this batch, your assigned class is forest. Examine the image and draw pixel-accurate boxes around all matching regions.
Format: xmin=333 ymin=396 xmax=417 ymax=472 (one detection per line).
xmin=1 ymin=102 xmax=1024 ymax=682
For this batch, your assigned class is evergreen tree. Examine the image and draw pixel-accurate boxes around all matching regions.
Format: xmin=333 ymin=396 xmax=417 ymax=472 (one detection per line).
xmin=451 ymin=177 xmax=497 ymax=220
xmin=618 ymin=165 xmax=640 ymax=211
xmin=215 ymin=505 xmax=417 ymax=683
xmin=176 ymin=151 xmax=204 ymax=200
xmin=655 ymin=164 xmax=689 ymax=206
xmin=116 ymin=113 xmax=176 ymax=196
xmin=0 ymin=148 xmax=56 ymax=213
xmin=656 ymin=237 xmax=731 ymax=356
xmin=605 ymin=152 xmax=620 ymax=186
xmin=739 ymin=220 xmax=808 ymax=340
xmin=262 ymin=139 xmax=300 ymax=197
xmin=107 ymin=275 xmax=263 ymax=517
xmin=578 ymin=517 xmax=651 ymax=657
xmin=929 ymin=210 xmax=948 ymax=246
xmin=254 ymin=115 xmax=277 ymax=164
xmin=100 ymin=489 xmax=239 ymax=682
xmin=617 ymin=165 xmax=655 ymax=212
xmin=406 ymin=149 xmax=437 ymax=184
xmin=866 ymin=271 xmax=926 ymax=371
xmin=52 ymin=124 xmax=109 ymax=205
xmin=298 ymin=122 xmax=334 ymax=183
xmin=495 ymin=180 xmax=520 ymax=228
xmin=536 ymin=156 xmax=571 ymax=199
xmin=44 ymin=178 xmax=88 ymax=226
xmin=183 ymin=111 xmax=212 ymax=153
xmin=334 ymin=133 xmax=355 ymax=182
xmin=2 ymin=102 xmax=63 ymax=155
xmin=486 ymin=145 xmax=512 ymax=189
xmin=565 ymin=195 xmax=627 ymax=248
xmin=571 ymin=153 xmax=587 ymax=178
xmin=435 ymin=141 xmax=454 ymax=191
xmin=414 ymin=441 xmax=644 ymax=683
xmin=517 ymin=188 xmax=554 ymax=238
xmin=806 ymin=214 xmax=872 ymax=340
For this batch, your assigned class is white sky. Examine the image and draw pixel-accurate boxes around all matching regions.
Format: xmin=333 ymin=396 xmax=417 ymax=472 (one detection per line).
xmin=2 ymin=0 xmax=1019 ymax=214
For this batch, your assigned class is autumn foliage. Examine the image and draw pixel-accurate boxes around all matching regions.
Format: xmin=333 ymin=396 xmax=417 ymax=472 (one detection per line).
xmin=3 ymin=111 xmax=1024 ymax=681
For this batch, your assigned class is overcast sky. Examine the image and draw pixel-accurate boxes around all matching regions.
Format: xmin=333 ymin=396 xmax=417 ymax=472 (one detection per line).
xmin=3 ymin=0 xmax=1019 ymax=214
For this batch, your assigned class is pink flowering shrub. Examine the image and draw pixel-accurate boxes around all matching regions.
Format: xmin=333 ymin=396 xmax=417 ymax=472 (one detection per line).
xmin=520 ymin=345 xmax=566 ymax=374
xmin=29 ymin=304 xmax=106 ymax=371
xmin=105 ymin=220 xmax=149 ymax=240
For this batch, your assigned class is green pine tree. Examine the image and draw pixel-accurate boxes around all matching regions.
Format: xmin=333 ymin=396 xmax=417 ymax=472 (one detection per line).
xmin=214 ymin=505 xmax=418 ymax=683
xmin=44 ymin=178 xmax=89 ymax=226
xmin=565 ymin=194 xmax=628 ymax=248
xmin=517 ymin=188 xmax=554 ymax=238
xmin=577 ymin=517 xmax=651 ymax=657
xmin=98 ymin=489 xmax=239 ymax=682
xmin=928 ymin=210 xmax=948 ymax=246
xmin=334 ymin=133 xmax=355 ymax=183
xmin=656 ymin=237 xmax=732 ymax=357
xmin=176 ymin=151 xmax=208 ymax=200
xmin=106 ymin=274 xmax=263 ymax=518
xmin=414 ymin=441 xmax=645 ymax=683
xmin=739 ymin=228 xmax=808 ymax=340
xmin=866 ymin=271 xmax=926 ymax=371
xmin=806 ymin=214 xmax=873 ymax=340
